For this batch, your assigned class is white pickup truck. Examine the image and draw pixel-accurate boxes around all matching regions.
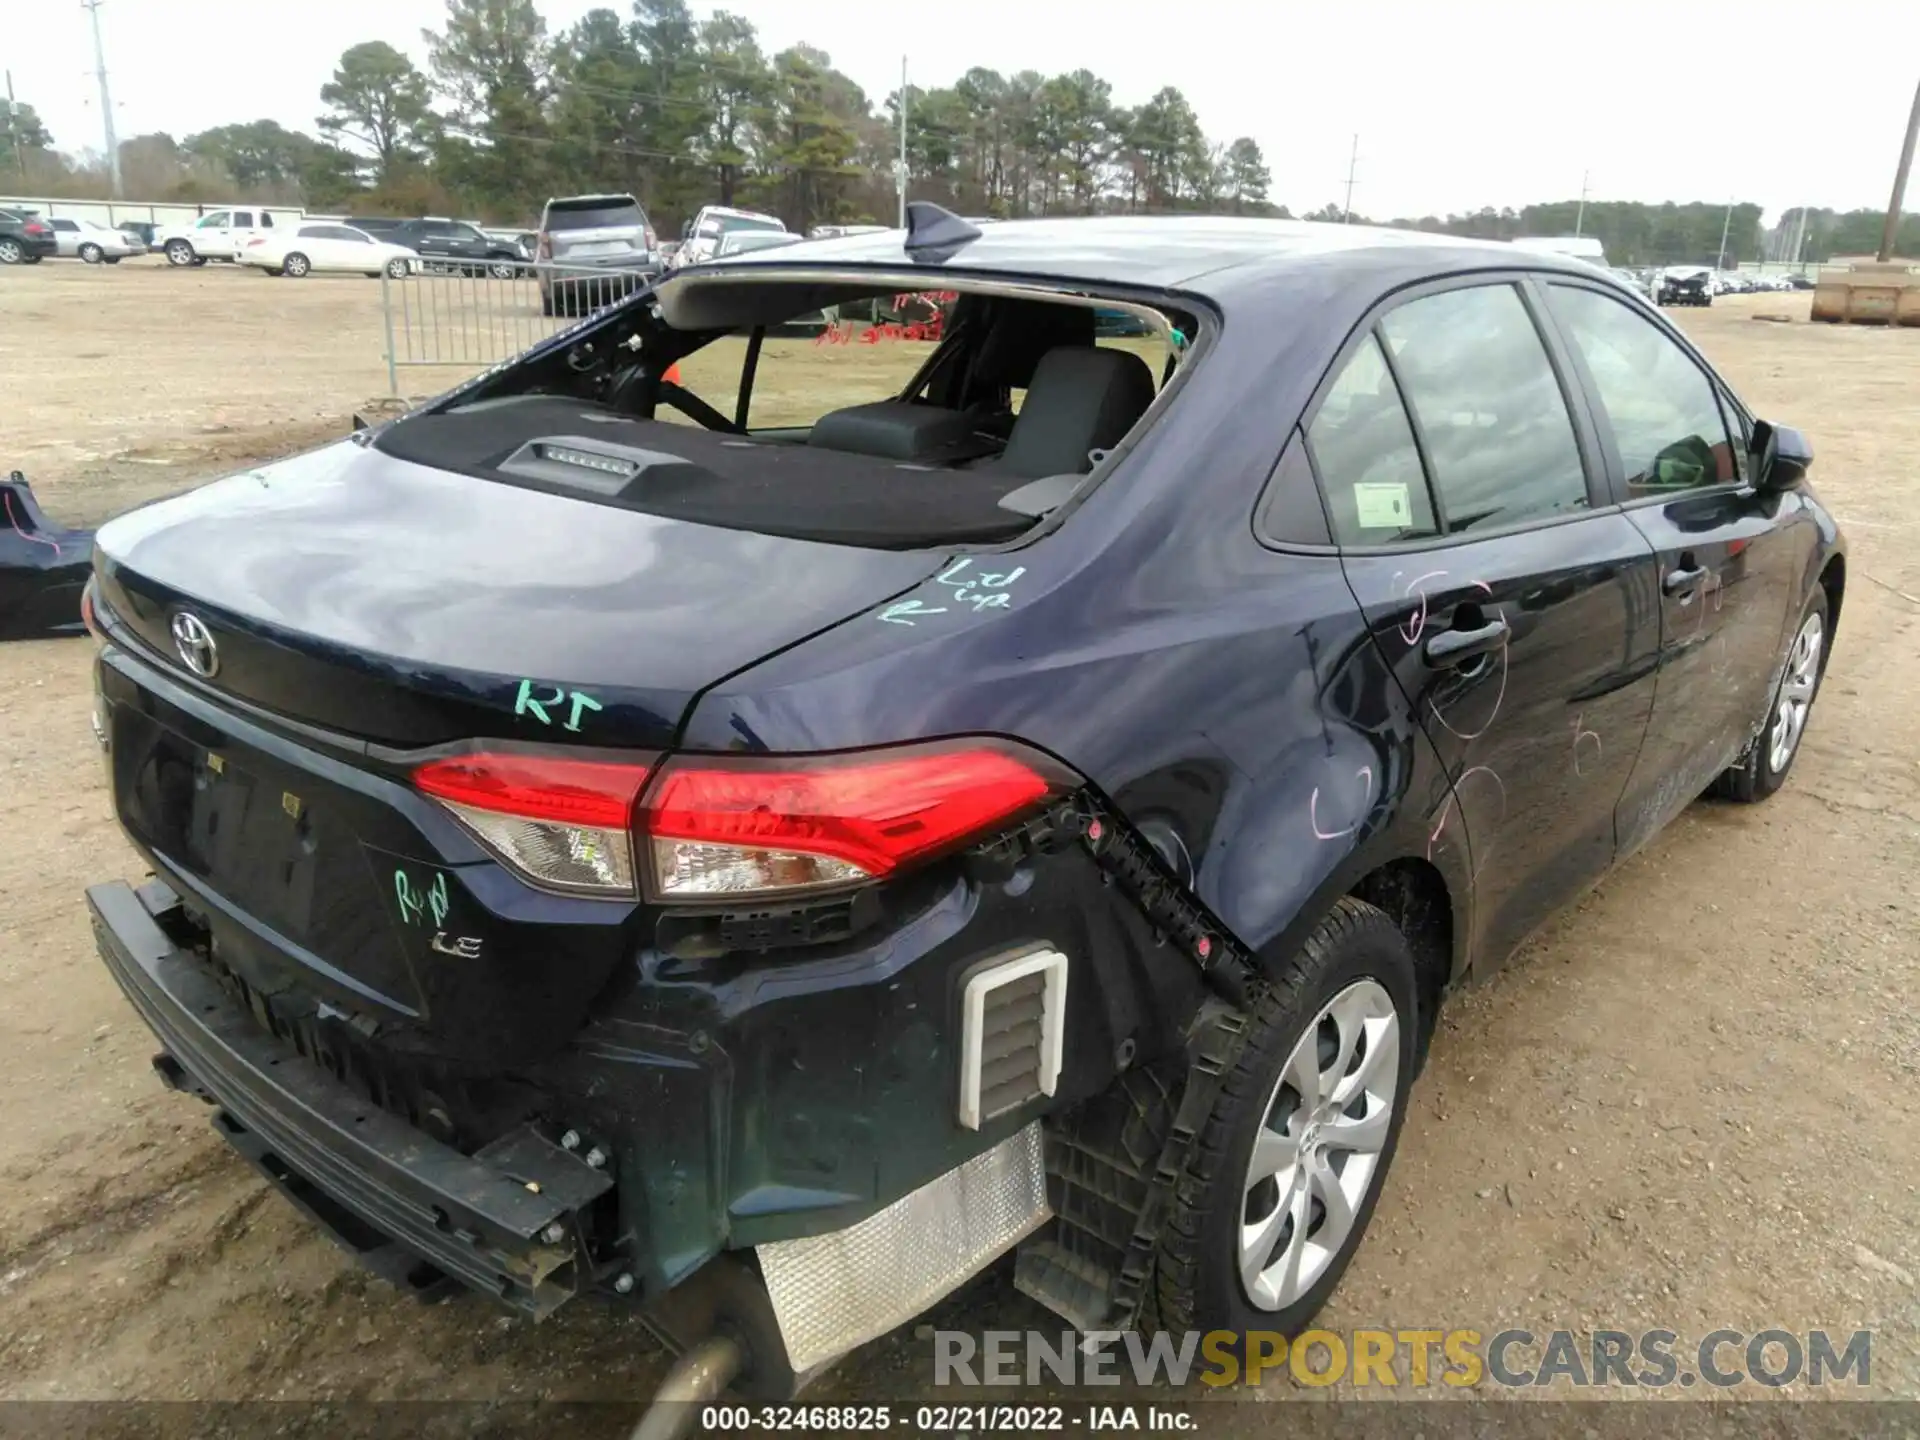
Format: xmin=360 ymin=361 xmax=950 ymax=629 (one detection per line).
xmin=154 ymin=207 xmax=279 ymax=266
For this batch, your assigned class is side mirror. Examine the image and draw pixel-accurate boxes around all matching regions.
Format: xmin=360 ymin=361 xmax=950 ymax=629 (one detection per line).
xmin=1751 ymin=420 xmax=1813 ymax=493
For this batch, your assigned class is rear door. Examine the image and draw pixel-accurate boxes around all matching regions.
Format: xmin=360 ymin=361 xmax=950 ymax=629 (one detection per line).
xmin=1541 ymin=280 xmax=1803 ymax=853
xmin=1314 ymin=277 xmax=1664 ymax=968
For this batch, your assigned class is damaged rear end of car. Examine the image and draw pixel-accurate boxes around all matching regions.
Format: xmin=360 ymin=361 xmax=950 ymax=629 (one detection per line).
xmin=83 ymin=215 xmax=1253 ymax=1392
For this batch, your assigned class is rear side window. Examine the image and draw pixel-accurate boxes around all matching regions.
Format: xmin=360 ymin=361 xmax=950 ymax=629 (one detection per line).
xmin=1548 ymin=285 xmax=1736 ymax=496
xmin=546 ymin=200 xmax=643 ymax=231
xmin=232 ymin=211 xmax=254 ymax=227
xmin=1306 ymin=334 xmax=1438 ymax=544
xmin=1377 ymin=284 xmax=1588 ymax=533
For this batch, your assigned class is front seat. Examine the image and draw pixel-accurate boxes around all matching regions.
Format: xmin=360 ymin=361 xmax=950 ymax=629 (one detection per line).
xmin=992 ymin=345 xmax=1157 ymax=480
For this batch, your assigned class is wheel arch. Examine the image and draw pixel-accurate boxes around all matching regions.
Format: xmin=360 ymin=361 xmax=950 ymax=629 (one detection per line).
xmin=1347 ymin=856 xmax=1455 ymax=1065
xmin=1819 ymin=551 xmax=1845 ymax=638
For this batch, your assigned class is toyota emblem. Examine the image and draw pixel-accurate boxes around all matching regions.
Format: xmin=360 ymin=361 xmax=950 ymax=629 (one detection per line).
xmin=170 ymin=612 xmax=220 ymax=678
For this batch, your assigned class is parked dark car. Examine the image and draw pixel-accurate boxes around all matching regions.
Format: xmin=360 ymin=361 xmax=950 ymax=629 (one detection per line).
xmin=1 ymin=473 xmax=93 ymax=640
xmin=1658 ymin=266 xmax=1714 ymax=306
xmin=383 ymin=218 xmax=524 ymax=277
xmin=81 ymin=210 xmax=1842 ymax=1404
xmin=0 ymin=206 xmax=57 ymax=264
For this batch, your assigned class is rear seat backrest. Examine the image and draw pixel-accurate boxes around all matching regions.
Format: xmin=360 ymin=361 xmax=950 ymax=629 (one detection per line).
xmin=994 ymin=347 xmax=1157 ymax=480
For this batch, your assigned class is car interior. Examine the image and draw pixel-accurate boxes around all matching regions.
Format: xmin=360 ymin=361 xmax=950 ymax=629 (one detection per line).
xmin=374 ymin=287 xmax=1190 ymax=549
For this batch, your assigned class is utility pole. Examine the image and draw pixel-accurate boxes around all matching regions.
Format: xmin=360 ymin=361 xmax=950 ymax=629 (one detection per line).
xmin=1574 ymin=169 xmax=1589 ymax=238
xmin=82 ymin=0 xmax=121 ymax=198
xmin=1877 ymin=73 xmax=1920 ymax=262
xmin=1715 ymin=196 xmax=1734 ymax=271
xmin=1342 ymin=134 xmax=1359 ymax=223
xmin=1789 ymin=204 xmax=1809 ymax=271
xmin=5 ymin=71 xmax=25 ymax=180
xmin=896 ymin=56 xmax=909 ymax=229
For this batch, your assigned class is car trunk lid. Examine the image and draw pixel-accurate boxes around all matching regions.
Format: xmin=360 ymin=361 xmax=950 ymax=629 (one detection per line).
xmin=93 ymin=437 xmax=940 ymax=751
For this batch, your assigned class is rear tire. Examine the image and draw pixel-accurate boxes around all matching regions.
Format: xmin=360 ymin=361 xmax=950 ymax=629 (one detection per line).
xmin=283 ymin=252 xmax=310 ymax=278
xmin=386 ymin=257 xmax=410 ymax=280
xmin=0 ymin=238 xmax=23 ymax=265
xmin=103 ymin=255 xmax=121 ymax=264
xmin=1712 ymin=588 xmax=1829 ymax=803
xmin=79 ymin=243 xmax=105 ymax=264
xmin=1156 ymin=897 xmax=1417 ymax=1343
xmin=489 ymin=260 xmax=517 ymax=279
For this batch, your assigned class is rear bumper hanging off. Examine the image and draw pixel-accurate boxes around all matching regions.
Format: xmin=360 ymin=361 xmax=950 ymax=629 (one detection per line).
xmin=87 ymin=878 xmax=614 ymax=1318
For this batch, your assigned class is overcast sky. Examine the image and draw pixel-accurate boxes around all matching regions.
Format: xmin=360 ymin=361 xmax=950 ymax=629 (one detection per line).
xmin=11 ymin=0 xmax=1915 ymax=222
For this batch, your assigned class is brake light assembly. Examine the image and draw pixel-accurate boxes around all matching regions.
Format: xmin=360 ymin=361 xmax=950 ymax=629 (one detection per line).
xmin=412 ymin=739 xmax=1074 ymax=904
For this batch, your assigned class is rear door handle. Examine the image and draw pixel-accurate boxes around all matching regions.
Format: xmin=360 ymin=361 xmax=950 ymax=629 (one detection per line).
xmin=1663 ymin=564 xmax=1706 ymax=596
xmin=1424 ymin=617 xmax=1510 ymax=668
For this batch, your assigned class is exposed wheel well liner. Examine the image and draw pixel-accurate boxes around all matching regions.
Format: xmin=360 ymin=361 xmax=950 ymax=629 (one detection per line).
xmin=1819 ymin=553 xmax=1845 ymax=637
xmin=1348 ymin=857 xmax=1452 ymax=1065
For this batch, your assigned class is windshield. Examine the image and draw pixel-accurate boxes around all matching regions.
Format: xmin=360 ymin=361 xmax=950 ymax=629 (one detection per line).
xmin=714 ymin=214 xmax=785 ymax=236
xmin=547 ymin=200 xmax=644 ymax=231
xmin=719 ymin=232 xmax=798 ymax=256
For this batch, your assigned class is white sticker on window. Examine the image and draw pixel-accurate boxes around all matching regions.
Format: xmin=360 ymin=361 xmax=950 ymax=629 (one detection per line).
xmin=1354 ymin=482 xmax=1414 ymax=529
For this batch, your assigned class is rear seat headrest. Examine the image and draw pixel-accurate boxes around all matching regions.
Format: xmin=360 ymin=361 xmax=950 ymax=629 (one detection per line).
xmin=959 ymin=297 xmax=1098 ymax=393
xmin=995 ymin=347 xmax=1157 ymax=481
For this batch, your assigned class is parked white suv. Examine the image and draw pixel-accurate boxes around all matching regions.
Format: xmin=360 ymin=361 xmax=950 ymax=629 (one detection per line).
xmin=671 ymin=205 xmax=788 ymax=268
xmin=155 ymin=208 xmax=277 ymax=266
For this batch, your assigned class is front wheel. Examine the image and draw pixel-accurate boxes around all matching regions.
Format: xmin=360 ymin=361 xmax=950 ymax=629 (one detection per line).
xmin=79 ymin=243 xmax=105 ymax=264
xmin=1714 ymin=589 xmax=1829 ymax=803
xmin=165 ymin=239 xmax=195 ymax=266
xmin=283 ymin=252 xmax=311 ymax=278
xmin=1157 ymin=897 xmax=1417 ymax=1340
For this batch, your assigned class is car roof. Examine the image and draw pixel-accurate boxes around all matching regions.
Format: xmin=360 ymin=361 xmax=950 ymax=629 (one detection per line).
xmin=703 ymin=213 xmax=1604 ymax=300
xmin=702 ymin=205 xmax=782 ymax=220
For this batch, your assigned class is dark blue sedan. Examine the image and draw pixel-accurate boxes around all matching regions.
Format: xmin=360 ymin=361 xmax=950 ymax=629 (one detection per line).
xmin=80 ymin=207 xmax=1842 ymax=1399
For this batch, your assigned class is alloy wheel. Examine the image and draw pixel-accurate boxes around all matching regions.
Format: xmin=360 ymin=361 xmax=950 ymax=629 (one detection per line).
xmin=1769 ymin=610 xmax=1824 ymax=773
xmin=1239 ymin=978 xmax=1400 ymax=1311
xmin=0 ymin=239 xmax=22 ymax=264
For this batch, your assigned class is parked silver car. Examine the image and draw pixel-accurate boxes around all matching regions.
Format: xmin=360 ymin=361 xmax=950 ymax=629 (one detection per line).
xmin=534 ymin=193 xmax=660 ymax=317
xmin=48 ymin=218 xmax=146 ymax=264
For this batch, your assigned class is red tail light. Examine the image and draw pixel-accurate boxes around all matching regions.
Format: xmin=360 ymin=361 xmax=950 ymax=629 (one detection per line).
xmin=80 ymin=581 xmax=103 ymax=642
xmin=641 ymin=746 xmax=1057 ymax=899
xmin=412 ymin=741 xmax=1066 ymax=902
xmin=413 ymin=752 xmax=652 ymax=896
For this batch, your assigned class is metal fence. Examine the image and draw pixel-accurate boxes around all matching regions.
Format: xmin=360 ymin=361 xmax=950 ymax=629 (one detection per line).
xmin=378 ymin=260 xmax=652 ymax=396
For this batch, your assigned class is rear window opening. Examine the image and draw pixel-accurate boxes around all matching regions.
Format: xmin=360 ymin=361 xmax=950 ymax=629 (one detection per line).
xmin=545 ymin=199 xmax=645 ymax=231
xmin=375 ymin=276 xmax=1202 ymax=550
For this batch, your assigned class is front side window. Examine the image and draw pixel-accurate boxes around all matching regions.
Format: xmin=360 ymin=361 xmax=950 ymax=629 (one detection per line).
xmin=197 ymin=212 xmax=230 ymax=229
xmin=1549 ymin=284 xmax=1736 ymax=497
xmin=1377 ymin=283 xmax=1589 ymax=533
xmin=260 ymin=212 xmax=274 ymax=228
xmin=1307 ymin=333 xmax=1438 ymax=545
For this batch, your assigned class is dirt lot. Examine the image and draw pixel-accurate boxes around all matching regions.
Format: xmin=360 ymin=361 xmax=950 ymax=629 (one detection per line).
xmin=2 ymin=259 xmax=1917 ymax=1407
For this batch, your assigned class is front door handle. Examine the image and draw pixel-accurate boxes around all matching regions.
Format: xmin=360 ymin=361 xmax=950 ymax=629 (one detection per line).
xmin=1663 ymin=564 xmax=1706 ymax=596
xmin=1424 ymin=617 xmax=1510 ymax=668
